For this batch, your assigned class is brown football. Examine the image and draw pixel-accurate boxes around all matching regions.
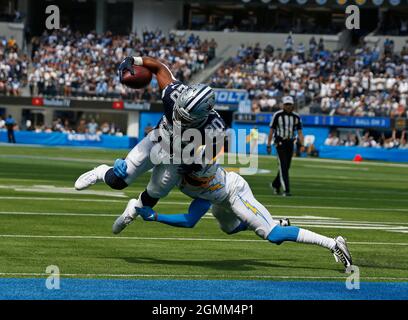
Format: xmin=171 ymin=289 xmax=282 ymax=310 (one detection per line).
xmin=120 ymin=65 xmax=153 ymax=89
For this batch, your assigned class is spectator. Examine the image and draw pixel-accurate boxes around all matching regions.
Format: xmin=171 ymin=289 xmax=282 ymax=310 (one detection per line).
xmin=87 ymin=119 xmax=98 ymax=134
xmin=5 ymin=114 xmax=16 ymax=143
xmin=324 ymin=131 xmax=340 ymax=146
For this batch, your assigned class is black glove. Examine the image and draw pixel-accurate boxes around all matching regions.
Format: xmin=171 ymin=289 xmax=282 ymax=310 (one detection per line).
xmin=266 ymin=145 xmax=272 ymax=155
xmin=118 ymin=56 xmax=135 ymax=81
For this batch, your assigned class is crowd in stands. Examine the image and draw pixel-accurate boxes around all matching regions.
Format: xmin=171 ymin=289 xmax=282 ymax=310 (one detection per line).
xmin=0 ymin=28 xmax=216 ymax=101
xmin=27 ymin=28 xmax=216 ymax=101
xmin=324 ymin=129 xmax=408 ymax=149
xmin=0 ymin=115 xmax=124 ymax=137
xmin=210 ymin=35 xmax=408 ymax=118
xmin=0 ymin=36 xmax=28 ymax=96
xmin=24 ymin=118 xmax=125 ymax=136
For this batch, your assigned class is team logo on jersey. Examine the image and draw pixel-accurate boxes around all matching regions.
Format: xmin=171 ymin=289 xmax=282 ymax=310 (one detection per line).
xmin=239 ymin=196 xmax=271 ymax=226
xmin=240 ymin=197 xmax=261 ymax=215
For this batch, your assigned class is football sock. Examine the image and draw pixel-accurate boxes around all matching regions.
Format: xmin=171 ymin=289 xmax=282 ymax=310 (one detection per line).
xmin=296 ymin=228 xmax=336 ymax=250
xmin=96 ymin=164 xmax=110 ymax=181
xmin=267 ymin=225 xmax=336 ymax=250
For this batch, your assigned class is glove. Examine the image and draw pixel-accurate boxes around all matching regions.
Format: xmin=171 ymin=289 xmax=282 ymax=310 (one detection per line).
xmin=113 ymin=158 xmax=128 ymax=179
xmin=136 ymin=206 xmax=157 ymax=222
xmin=118 ymin=56 xmax=135 ymax=81
xmin=178 ymin=163 xmax=203 ymax=175
xmin=266 ymin=145 xmax=272 ymax=155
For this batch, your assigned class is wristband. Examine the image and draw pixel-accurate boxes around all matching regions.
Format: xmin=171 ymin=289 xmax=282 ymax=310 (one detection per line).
xmin=133 ymin=56 xmax=143 ymax=66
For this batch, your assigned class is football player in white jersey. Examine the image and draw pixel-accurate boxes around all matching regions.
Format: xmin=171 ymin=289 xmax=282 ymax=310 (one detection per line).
xmin=74 ymin=56 xmax=225 ymax=217
xmin=113 ymin=157 xmax=353 ymax=269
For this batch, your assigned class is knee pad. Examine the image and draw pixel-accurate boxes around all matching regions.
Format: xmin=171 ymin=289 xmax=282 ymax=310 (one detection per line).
xmin=267 ymin=225 xmax=299 ymax=245
xmin=104 ymin=168 xmax=128 ymax=190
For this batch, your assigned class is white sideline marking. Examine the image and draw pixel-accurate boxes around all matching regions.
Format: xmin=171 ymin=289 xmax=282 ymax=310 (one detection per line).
xmin=0 ymin=272 xmax=407 ymax=281
xmin=0 ymin=234 xmax=407 ymax=246
xmin=0 ymin=185 xmax=126 ymax=198
xmin=257 ymin=193 xmax=408 ymax=203
xmin=0 ymin=196 xmax=407 ymax=212
xmin=0 ymin=211 xmax=340 ymax=221
xmin=0 ymin=154 xmax=112 ymax=164
xmin=2 ymin=211 xmax=408 ymax=232
xmin=2 ymin=183 xmax=407 ymax=203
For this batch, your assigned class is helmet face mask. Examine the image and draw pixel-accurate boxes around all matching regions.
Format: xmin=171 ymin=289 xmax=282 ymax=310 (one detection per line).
xmin=172 ymin=84 xmax=215 ymax=131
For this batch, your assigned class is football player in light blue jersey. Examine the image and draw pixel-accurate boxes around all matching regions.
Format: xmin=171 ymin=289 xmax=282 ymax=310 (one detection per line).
xmin=113 ymin=157 xmax=353 ymax=270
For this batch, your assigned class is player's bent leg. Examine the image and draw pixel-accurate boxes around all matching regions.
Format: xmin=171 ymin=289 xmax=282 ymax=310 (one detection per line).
xmin=266 ymin=225 xmax=352 ymax=268
xmin=145 ymin=164 xmax=181 ymax=200
xmin=212 ymin=203 xmax=247 ymax=235
xmin=229 ymin=177 xmax=276 ymax=240
xmin=75 ymin=133 xmax=156 ymax=191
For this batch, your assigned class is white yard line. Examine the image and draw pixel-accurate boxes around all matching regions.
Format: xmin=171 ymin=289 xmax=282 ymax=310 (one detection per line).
xmin=0 ymin=234 xmax=407 ymax=246
xmin=0 ymin=196 xmax=407 ymax=212
xmin=0 ymin=272 xmax=407 ymax=281
xmin=1 ymin=211 xmax=407 ymax=225
xmin=2 ymin=183 xmax=407 ymax=203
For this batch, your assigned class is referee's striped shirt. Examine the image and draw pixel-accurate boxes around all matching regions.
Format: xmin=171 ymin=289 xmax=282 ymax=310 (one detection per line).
xmin=269 ymin=110 xmax=302 ymax=142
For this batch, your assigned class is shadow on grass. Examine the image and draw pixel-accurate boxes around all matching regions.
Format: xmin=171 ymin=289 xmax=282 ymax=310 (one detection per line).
xmin=121 ymin=256 xmax=341 ymax=273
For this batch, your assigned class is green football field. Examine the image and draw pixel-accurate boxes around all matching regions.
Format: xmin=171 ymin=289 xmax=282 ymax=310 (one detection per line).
xmin=0 ymin=144 xmax=407 ymax=285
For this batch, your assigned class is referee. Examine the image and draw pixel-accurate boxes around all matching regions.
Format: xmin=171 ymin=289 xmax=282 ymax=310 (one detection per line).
xmin=266 ymin=96 xmax=304 ymax=196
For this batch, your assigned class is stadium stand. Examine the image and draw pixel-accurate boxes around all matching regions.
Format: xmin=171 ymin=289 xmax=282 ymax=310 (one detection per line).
xmin=210 ymin=36 xmax=408 ymax=118
xmin=26 ymin=28 xmax=215 ymax=101
xmin=0 ymin=27 xmax=216 ymax=101
xmin=0 ymin=35 xmax=28 ymax=96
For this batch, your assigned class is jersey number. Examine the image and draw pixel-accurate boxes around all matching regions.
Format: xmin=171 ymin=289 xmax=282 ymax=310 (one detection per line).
xmin=169 ymin=84 xmax=188 ymax=103
xmin=205 ymin=118 xmax=224 ymax=131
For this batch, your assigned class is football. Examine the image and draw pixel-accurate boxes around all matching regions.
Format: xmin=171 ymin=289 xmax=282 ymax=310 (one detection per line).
xmin=120 ymin=65 xmax=153 ymax=89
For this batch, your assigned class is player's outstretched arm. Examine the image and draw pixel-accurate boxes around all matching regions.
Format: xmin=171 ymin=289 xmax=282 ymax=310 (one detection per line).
xmin=118 ymin=56 xmax=176 ymax=91
xmin=136 ymin=198 xmax=211 ymax=228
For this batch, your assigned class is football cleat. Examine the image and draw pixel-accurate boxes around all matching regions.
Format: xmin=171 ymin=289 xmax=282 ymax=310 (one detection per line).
xmin=332 ymin=236 xmax=353 ymax=268
xmin=112 ymin=199 xmax=139 ymax=234
xmin=74 ymin=165 xmax=108 ymax=190
xmin=282 ymin=192 xmax=292 ymax=197
xmin=279 ymin=218 xmax=291 ymax=227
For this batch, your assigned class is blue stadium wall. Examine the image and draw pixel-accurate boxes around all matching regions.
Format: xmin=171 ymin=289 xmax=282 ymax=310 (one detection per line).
xmin=231 ymin=115 xmax=408 ymax=163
